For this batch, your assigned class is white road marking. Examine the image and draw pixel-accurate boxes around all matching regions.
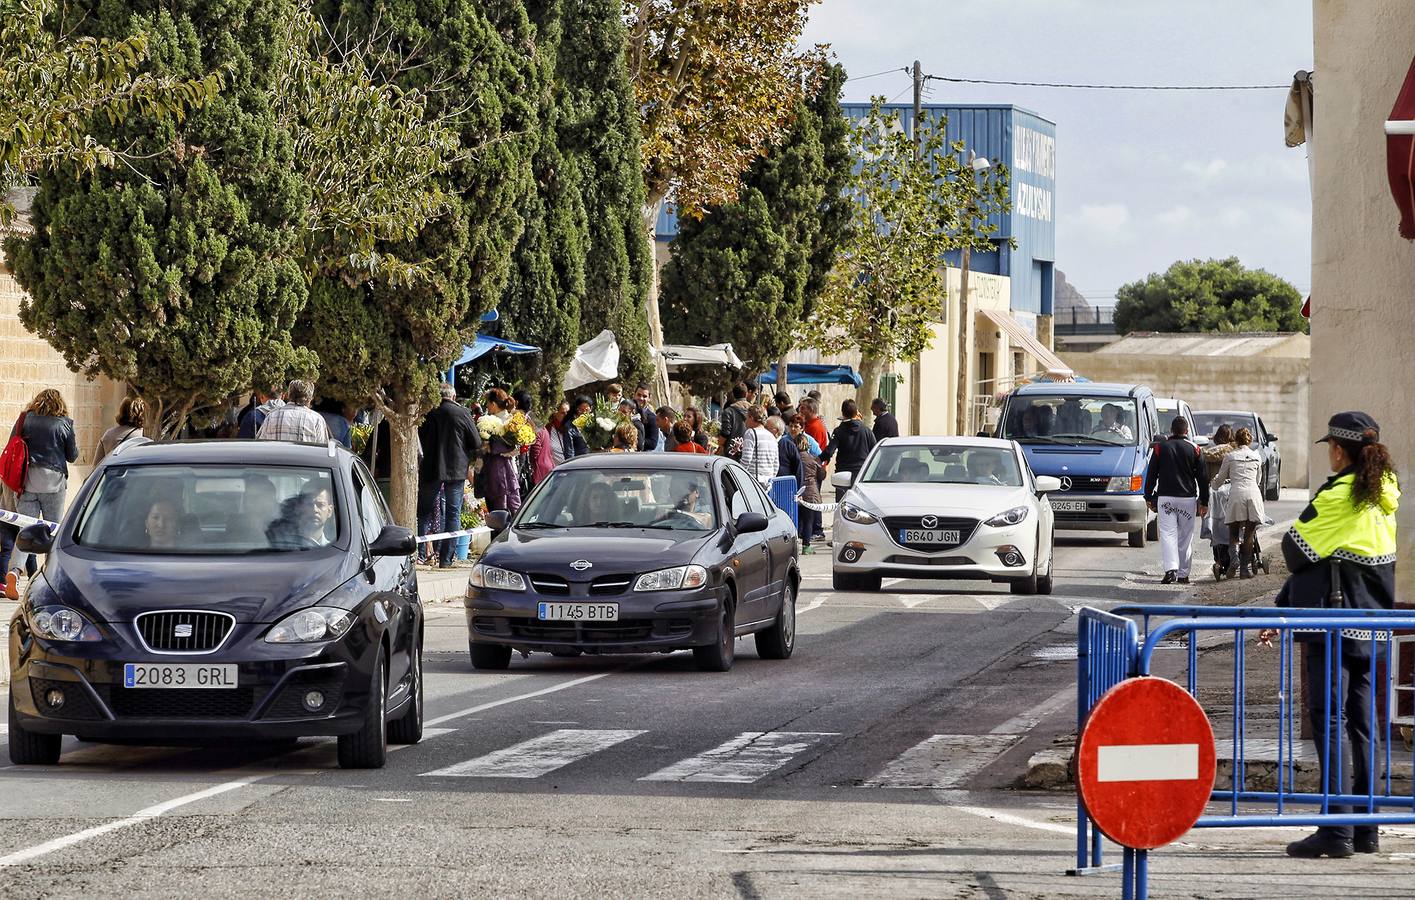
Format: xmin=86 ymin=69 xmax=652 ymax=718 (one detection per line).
xmin=1097 ymin=743 xmax=1199 ymax=782
xmin=425 ymin=669 xmax=628 ymax=727
xmin=949 ymin=802 xmax=1075 ymax=836
xmin=990 ymin=685 xmax=1075 ymax=736
xmin=797 ymin=594 xmax=828 ymax=615
xmin=882 ymin=577 xmax=908 ymax=588
xmin=641 ymin=731 xmax=837 ymax=784
xmin=0 ymin=775 xmax=268 ymax=867
xmin=420 ymin=728 xmax=646 ymax=779
xmin=864 ymin=734 xmax=1017 ymax=789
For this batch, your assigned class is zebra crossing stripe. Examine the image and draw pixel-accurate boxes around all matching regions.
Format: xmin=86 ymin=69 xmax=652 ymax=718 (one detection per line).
xmin=639 ymin=731 xmax=838 ymax=784
xmin=419 ymin=729 xmax=646 ymax=779
xmin=862 ymin=734 xmax=1018 ymax=789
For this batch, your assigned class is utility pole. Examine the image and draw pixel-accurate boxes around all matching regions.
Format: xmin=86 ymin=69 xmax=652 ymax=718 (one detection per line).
xmin=955 ymin=151 xmax=979 ymax=437
xmin=908 ymin=60 xmax=924 ymax=437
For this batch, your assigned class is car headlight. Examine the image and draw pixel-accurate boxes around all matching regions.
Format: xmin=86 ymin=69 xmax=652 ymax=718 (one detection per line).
xmin=634 ymin=565 xmax=709 ymax=592
xmin=839 ymin=502 xmax=879 ymax=525
xmin=984 ymin=506 xmax=1029 ymax=527
xmin=27 ymin=606 xmax=102 ymax=642
xmin=265 ymin=607 xmax=355 ymax=643
xmin=468 ymin=564 xmax=526 ymax=592
xmin=1106 ymin=475 xmax=1144 ymax=492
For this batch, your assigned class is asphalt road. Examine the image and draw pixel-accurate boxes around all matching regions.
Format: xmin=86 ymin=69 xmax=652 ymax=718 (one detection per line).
xmin=5 ymin=492 xmax=1411 ymax=898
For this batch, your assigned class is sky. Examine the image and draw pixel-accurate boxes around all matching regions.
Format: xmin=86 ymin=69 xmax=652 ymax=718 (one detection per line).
xmin=802 ymin=0 xmax=1315 ymax=307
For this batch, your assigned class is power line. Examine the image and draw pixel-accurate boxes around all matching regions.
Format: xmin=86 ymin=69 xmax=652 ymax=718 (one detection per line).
xmin=846 ymin=67 xmax=909 ymax=83
xmin=926 ymin=74 xmax=1288 ymax=91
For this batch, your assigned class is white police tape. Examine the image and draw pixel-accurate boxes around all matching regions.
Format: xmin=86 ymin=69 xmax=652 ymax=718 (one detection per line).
xmin=796 ymin=499 xmax=838 ymax=513
xmin=416 ymin=526 xmax=491 ymax=544
xmin=0 ymin=509 xmax=56 ymax=531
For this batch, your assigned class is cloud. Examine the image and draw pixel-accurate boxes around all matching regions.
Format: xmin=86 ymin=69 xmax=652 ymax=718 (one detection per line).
xmin=1073 ymin=203 xmax=1131 ymax=234
xmin=1157 ymin=205 xmax=1196 ymax=227
xmin=1181 ymin=158 xmax=1229 ymax=181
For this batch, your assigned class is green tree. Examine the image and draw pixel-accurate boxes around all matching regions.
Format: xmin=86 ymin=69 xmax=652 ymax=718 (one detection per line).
xmin=660 ymin=63 xmax=851 ymax=388
xmin=0 ymin=0 xmax=222 ymax=226
xmin=7 ymin=0 xmax=313 ymax=435
xmin=302 ymin=0 xmax=541 ymax=527
xmin=624 ymin=0 xmax=823 ymax=401
xmin=1112 ymin=257 xmax=1307 ymax=334
xmin=802 ymin=99 xmax=1012 ymax=407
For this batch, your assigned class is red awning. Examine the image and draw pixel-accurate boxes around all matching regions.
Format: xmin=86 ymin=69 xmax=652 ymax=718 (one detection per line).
xmin=1388 ymin=56 xmax=1415 ymax=240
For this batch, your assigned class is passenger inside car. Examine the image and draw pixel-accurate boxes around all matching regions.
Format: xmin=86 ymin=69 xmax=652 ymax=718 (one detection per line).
xmin=578 ymin=482 xmax=618 ymax=525
xmin=266 ymin=485 xmax=335 ymax=549
xmin=143 ymin=497 xmax=183 ymax=549
xmin=967 ymin=452 xmax=1004 ymax=485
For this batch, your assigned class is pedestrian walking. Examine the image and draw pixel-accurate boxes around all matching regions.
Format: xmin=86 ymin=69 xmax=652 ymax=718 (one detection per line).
xmin=670 ymin=422 xmax=710 ymax=454
xmin=800 ymin=399 xmax=830 ymax=460
xmin=683 ymin=406 xmax=712 ymax=451
xmin=315 ymin=398 xmax=353 ymax=449
xmin=870 ymin=398 xmax=899 ymax=440
xmin=1209 ymin=426 xmax=1266 ymax=579
xmin=1143 ymin=415 xmax=1209 ymax=584
xmin=795 ymin=430 xmax=824 ymax=554
xmin=535 ymin=401 xmax=584 ymax=483
xmin=480 ymin=388 xmax=522 ymax=516
xmin=256 ymin=380 xmax=331 ymax=444
xmin=418 ymin=383 xmax=482 ymax=568
xmin=787 ymin=414 xmax=821 ymax=458
xmin=236 ymin=385 xmax=283 ymax=438
xmin=95 ymin=396 xmax=147 ymax=464
xmin=1202 ymin=424 xmax=1239 ymax=575
xmin=774 ymin=392 xmax=795 ymax=421
xmin=1263 ymin=411 xmax=1399 ymax=860
xmin=719 ymin=383 xmax=751 ymax=458
xmin=738 ymin=407 xmax=779 ymax=487
xmin=821 ymin=399 xmax=877 ymax=501
xmin=767 ymin=416 xmax=803 ymax=486
xmin=4 ymin=389 xmax=78 ymax=599
xmin=0 ymin=479 xmax=31 ymax=597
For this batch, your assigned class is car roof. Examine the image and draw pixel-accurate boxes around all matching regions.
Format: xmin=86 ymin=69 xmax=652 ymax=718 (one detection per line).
xmin=558 ymin=451 xmax=720 ymax=473
xmin=103 ymin=439 xmax=351 ymax=468
xmin=1154 ymin=398 xmax=1187 ymax=406
xmin=877 ymin=435 xmax=1017 ymax=451
xmin=1193 ymin=409 xmax=1257 ymax=417
xmin=1013 ymin=382 xmax=1149 ymax=398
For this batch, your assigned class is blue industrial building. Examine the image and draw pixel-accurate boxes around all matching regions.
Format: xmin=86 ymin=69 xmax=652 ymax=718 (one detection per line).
xmin=655 ymin=102 xmax=1057 ymax=330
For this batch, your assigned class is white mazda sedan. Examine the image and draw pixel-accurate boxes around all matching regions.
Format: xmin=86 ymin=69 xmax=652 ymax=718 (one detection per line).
xmin=829 ymin=437 xmax=1061 ymax=594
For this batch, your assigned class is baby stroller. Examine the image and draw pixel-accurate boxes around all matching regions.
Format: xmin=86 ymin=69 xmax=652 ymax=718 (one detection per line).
xmin=1209 ymin=483 xmax=1271 ymax=581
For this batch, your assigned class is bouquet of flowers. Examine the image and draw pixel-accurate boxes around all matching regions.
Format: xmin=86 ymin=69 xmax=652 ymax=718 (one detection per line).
xmin=477 ymin=415 xmax=506 ymax=441
xmin=573 ymin=396 xmax=625 ymax=452
xmin=349 ymin=423 xmax=374 ymax=455
xmin=505 ymin=411 xmax=537 ymax=451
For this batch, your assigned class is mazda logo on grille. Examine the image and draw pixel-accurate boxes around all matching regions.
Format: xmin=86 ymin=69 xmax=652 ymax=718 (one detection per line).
xmin=570 ymin=559 xmax=593 ymax=571
xmin=921 ymin=515 xmax=938 ymax=529
xmin=1059 ymin=477 xmax=1073 ymax=491
xmin=173 ymin=624 xmax=193 ymax=638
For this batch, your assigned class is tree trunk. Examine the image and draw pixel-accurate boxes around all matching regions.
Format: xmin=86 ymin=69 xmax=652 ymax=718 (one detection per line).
xmin=775 ymin=355 xmax=788 ymax=400
xmin=385 ymin=403 xmax=420 ymax=531
xmin=856 ymin=353 xmax=885 ymax=414
xmin=641 ymin=198 xmax=673 ymax=406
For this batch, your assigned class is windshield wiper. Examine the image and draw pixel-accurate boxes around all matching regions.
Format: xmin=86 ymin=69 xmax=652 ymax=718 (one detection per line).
xmin=587 ymin=521 xmax=641 ymax=528
xmin=1048 ymin=434 xmax=1118 ymax=445
xmin=516 ymin=521 xmax=562 ymax=529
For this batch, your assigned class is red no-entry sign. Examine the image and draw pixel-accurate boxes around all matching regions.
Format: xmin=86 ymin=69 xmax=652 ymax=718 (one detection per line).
xmin=1077 ymin=676 xmax=1216 ymax=850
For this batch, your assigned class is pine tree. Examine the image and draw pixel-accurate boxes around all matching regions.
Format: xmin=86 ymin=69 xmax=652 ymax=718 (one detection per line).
xmin=660 ymin=64 xmax=851 ymax=384
xmin=7 ymin=0 xmax=312 ymax=434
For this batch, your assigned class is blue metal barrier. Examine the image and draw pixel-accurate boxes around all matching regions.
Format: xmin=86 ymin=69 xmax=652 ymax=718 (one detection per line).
xmin=767 ymin=476 xmax=799 ymax=528
xmin=1074 ymin=604 xmax=1415 ymax=899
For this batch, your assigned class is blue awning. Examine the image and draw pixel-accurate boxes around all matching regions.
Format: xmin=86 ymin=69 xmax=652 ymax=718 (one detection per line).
xmin=447 ymin=334 xmax=541 ymax=382
xmin=758 ymin=363 xmax=863 ymax=387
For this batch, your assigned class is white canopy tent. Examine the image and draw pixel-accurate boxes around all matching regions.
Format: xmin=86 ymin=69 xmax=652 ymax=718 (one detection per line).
xmin=562 ymin=329 xmax=620 ymax=390
xmin=656 ymin=343 xmax=744 ymax=374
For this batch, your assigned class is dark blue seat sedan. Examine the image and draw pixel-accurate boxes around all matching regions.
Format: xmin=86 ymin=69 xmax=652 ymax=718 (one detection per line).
xmin=466 ymin=454 xmax=799 ymax=672
xmin=6 ymin=440 xmax=422 ymax=769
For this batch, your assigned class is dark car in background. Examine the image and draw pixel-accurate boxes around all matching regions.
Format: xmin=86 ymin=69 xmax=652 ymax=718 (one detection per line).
xmin=1192 ymin=410 xmax=1283 ymax=501
xmin=7 ymin=441 xmax=422 ymax=769
xmin=465 ymin=454 xmax=799 ymax=672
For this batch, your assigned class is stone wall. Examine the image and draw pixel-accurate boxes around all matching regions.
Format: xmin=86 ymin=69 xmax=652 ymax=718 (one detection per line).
xmin=1311 ymin=1 xmax=1415 ymax=601
xmin=1060 ymin=351 xmax=1310 ymax=488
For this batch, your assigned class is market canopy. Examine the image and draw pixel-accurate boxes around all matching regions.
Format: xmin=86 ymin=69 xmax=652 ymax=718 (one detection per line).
xmin=657 ymin=343 xmax=743 ymax=373
xmin=758 ymin=363 xmax=863 ymax=387
xmin=563 ymin=329 xmax=620 ymax=390
xmin=446 ymin=333 xmax=540 ymax=382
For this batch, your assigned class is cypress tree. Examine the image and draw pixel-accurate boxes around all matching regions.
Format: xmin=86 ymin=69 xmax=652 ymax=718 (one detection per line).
xmin=7 ymin=0 xmax=311 ymax=434
xmin=660 ymin=64 xmax=851 ymax=383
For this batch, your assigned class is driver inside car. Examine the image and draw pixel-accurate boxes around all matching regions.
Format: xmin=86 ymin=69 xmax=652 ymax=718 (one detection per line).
xmin=967 ymin=452 xmax=1005 ymax=485
xmin=668 ymin=476 xmax=713 ymax=527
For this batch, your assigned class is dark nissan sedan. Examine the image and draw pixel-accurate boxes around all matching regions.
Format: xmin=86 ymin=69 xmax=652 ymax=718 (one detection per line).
xmin=6 ymin=440 xmax=423 ymax=769
xmin=466 ymin=454 xmax=799 ymax=671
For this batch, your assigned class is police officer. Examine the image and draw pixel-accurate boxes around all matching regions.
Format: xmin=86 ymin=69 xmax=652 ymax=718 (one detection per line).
xmin=1265 ymin=411 xmax=1400 ymax=859
xmin=1144 ymin=416 xmax=1208 ymax=584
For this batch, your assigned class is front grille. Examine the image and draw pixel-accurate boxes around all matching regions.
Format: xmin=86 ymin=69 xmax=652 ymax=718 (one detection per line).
xmin=30 ymin=678 xmax=105 ymax=721
xmin=881 ymin=516 xmax=978 ymax=551
xmin=528 ymin=574 xmax=569 ymax=595
xmin=1055 ymin=510 xmax=1125 ymax=522
xmin=136 ymin=610 xmax=235 ymax=654
xmin=884 ymin=555 xmax=974 ymax=566
xmin=589 ymin=575 xmax=635 ymax=595
xmin=109 ymin=686 xmax=255 ymax=719
xmin=263 ymin=669 xmax=346 ymax=719
xmin=508 ymin=619 xmax=656 ymax=643
xmin=1056 ymin=476 xmax=1111 ymax=492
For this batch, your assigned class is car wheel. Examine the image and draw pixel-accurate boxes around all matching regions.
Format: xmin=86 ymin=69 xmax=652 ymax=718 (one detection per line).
xmin=693 ymin=599 xmax=736 ymax=672
xmin=755 ymin=580 xmax=796 ymax=660
xmin=1010 ymin=572 xmax=1038 ymax=594
xmin=338 ymin=650 xmax=388 ymax=769
xmin=1037 ymin=544 xmax=1055 ymax=596
xmin=8 ymin=691 xmax=62 ymax=765
xmin=1129 ymin=527 xmax=1146 ymax=549
xmin=1266 ymin=465 xmax=1281 ymax=501
xmin=388 ymin=637 xmax=423 ymax=746
xmin=469 ymin=641 xmax=512 ymax=670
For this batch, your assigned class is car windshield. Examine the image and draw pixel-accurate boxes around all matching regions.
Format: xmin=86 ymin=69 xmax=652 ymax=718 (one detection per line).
xmin=1192 ymin=413 xmax=1259 ymax=446
xmin=1001 ymin=395 xmax=1140 ymax=446
xmin=517 ymin=468 xmax=718 ymax=531
xmin=860 ymin=445 xmax=1023 ymax=487
xmin=74 ymin=465 xmax=340 ymax=554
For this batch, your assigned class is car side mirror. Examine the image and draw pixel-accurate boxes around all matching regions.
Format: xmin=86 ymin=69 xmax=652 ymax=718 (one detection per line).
xmin=1267 ymin=434 xmax=1278 ymax=444
xmin=1034 ymin=475 xmax=1063 ymax=494
xmin=486 ymin=509 xmax=510 ymax=535
xmin=16 ymin=523 xmax=55 ymax=555
xmin=830 ymin=471 xmax=853 ymax=490
xmin=368 ymin=524 xmax=416 ymax=557
xmin=734 ymin=512 xmax=769 ymax=534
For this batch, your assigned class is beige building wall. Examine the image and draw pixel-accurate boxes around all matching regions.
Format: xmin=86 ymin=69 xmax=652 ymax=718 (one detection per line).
xmin=1060 ymin=351 xmax=1310 ymax=488
xmin=1311 ymin=1 xmax=1415 ymax=600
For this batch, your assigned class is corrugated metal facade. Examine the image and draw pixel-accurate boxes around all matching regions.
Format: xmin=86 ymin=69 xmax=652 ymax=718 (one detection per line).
xmin=655 ymin=102 xmax=1057 ymax=320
